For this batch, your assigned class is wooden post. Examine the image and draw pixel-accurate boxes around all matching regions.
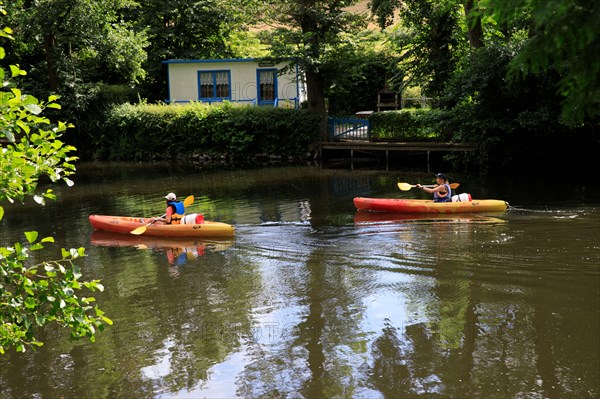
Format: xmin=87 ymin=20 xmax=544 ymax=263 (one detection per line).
xmin=386 ymin=150 xmax=389 ymax=171
xmin=427 ymin=150 xmax=430 ymax=173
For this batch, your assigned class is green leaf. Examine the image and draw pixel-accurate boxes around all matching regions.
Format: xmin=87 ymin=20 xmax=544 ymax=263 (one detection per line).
xmin=24 ymin=103 xmax=43 ymax=115
xmin=9 ymin=65 xmax=25 ymax=78
xmin=30 ymin=243 xmax=45 ymax=250
xmin=24 ymin=231 xmax=39 ymax=243
xmin=0 ymin=206 xmax=4 ymax=221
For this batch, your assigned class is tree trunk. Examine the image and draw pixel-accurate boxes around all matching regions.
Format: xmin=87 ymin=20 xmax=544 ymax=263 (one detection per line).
xmin=305 ymin=70 xmax=328 ymax=141
xmin=297 ymin=0 xmax=329 ymax=141
xmin=463 ymin=0 xmax=483 ymax=49
xmin=44 ymin=32 xmax=60 ymax=92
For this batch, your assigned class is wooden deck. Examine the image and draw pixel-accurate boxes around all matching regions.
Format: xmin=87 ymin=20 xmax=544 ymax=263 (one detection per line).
xmin=319 ymin=141 xmax=476 ymax=171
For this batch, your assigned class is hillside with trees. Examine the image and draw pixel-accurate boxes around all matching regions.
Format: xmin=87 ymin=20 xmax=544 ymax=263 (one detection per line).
xmin=1 ymin=0 xmax=598 ymax=176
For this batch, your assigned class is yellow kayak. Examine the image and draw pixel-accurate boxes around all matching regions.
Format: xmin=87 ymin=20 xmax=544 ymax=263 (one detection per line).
xmin=89 ymin=214 xmax=235 ymax=237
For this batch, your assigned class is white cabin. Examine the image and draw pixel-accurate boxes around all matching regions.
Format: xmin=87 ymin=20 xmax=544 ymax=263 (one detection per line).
xmin=162 ymin=58 xmax=306 ymax=108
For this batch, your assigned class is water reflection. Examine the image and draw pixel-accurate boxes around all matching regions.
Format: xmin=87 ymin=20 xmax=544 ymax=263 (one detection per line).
xmin=0 ymin=165 xmax=598 ymax=398
xmin=353 ymin=211 xmax=508 ymax=225
xmin=90 ymin=231 xmax=233 ymax=268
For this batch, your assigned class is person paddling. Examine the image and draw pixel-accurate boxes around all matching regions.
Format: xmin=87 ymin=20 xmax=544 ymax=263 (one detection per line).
xmin=155 ymin=192 xmax=205 ymax=225
xmin=416 ymin=173 xmax=452 ymax=202
xmin=160 ymin=192 xmax=186 ymax=224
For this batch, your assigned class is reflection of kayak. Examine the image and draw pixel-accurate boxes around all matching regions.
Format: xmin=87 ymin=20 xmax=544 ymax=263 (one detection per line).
xmin=89 ymin=214 xmax=235 ymax=237
xmin=354 ymin=211 xmax=506 ymax=224
xmin=89 ymin=230 xmax=233 ymax=251
xmin=353 ymin=197 xmax=508 ymax=213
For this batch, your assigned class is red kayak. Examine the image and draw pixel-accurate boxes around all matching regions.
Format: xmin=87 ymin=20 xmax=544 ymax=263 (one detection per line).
xmin=353 ymin=197 xmax=508 ymax=214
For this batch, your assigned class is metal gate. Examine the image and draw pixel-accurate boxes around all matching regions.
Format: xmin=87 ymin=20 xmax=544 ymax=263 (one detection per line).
xmin=327 ymin=117 xmax=370 ymax=141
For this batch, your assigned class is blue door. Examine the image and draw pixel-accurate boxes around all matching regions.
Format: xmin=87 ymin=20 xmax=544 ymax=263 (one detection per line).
xmin=257 ymin=69 xmax=277 ymax=106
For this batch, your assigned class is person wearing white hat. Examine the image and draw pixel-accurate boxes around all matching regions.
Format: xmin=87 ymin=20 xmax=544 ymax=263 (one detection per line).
xmin=162 ymin=192 xmax=185 ymax=224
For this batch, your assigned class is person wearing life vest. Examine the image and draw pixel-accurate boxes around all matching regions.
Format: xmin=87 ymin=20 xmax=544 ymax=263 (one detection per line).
xmin=416 ymin=173 xmax=452 ymax=202
xmin=163 ymin=192 xmax=185 ymax=224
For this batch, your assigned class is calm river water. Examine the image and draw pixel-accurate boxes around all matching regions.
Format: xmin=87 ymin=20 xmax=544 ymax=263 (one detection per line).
xmin=0 ymin=163 xmax=598 ymax=398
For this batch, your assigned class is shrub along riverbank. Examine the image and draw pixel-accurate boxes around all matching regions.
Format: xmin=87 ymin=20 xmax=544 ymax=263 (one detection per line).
xmin=93 ymin=103 xmax=457 ymax=163
xmin=90 ymin=102 xmax=597 ymax=181
xmin=369 ymin=109 xmax=451 ymax=142
xmin=94 ymin=102 xmax=323 ymax=163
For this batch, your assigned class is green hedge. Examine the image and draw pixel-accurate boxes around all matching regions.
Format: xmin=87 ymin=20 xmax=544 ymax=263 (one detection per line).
xmin=369 ymin=108 xmax=451 ymax=142
xmin=95 ymin=102 xmax=323 ymax=161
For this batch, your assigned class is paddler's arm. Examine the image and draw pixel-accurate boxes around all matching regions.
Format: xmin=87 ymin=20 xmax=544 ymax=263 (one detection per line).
xmin=164 ymin=206 xmax=173 ymax=224
xmin=416 ymin=183 xmax=433 ymax=193
xmin=416 ymin=184 xmax=446 ymax=195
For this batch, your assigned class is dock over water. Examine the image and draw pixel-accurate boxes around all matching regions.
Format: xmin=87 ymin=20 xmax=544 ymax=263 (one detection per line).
xmin=319 ymin=141 xmax=476 ymax=171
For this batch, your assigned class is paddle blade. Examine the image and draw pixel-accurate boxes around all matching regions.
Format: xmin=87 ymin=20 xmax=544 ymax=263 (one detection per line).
xmin=130 ymin=225 xmax=147 ymax=235
xmin=397 ymin=182 xmax=413 ymax=191
xmin=450 ymin=183 xmax=460 ymax=189
xmin=184 ymin=195 xmax=194 ymax=207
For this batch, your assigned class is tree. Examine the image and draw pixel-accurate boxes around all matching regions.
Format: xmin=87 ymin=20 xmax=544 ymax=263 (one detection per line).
xmin=8 ymin=0 xmax=148 ymax=91
xmin=0 ymin=10 xmax=111 ymax=353
xmin=127 ymin=0 xmax=265 ymax=100
xmin=374 ymin=0 xmax=600 ymax=123
xmin=384 ymin=0 xmax=464 ymax=103
xmin=2 ymin=0 xmax=148 ymax=128
xmin=481 ymin=0 xmax=600 ymax=124
xmin=260 ymin=0 xmax=368 ymax=140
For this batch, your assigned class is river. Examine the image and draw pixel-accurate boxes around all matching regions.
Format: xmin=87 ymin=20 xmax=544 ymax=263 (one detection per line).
xmin=0 ymin=163 xmax=598 ymax=398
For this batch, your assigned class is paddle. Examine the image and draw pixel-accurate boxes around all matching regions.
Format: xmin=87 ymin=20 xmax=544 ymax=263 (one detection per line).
xmin=397 ymin=182 xmax=460 ymax=191
xmin=130 ymin=195 xmax=195 ymax=235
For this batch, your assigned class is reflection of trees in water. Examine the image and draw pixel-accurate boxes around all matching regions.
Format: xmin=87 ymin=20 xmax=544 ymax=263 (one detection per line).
xmin=0 ymin=247 xmax=261 ymax=397
xmin=370 ymin=320 xmax=411 ymax=395
xmin=149 ymin=252 xmax=260 ymax=394
xmin=2 ymin=193 xmax=597 ymax=398
xmin=366 ymin=219 xmax=589 ymax=399
xmin=360 ymin=220 xmax=531 ymax=397
xmin=237 ymin=248 xmax=371 ymax=398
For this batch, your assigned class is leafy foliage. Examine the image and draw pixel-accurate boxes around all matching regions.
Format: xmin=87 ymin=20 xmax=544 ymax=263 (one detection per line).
xmin=98 ymin=102 xmax=322 ymax=161
xmin=259 ymin=0 xmax=368 ymax=135
xmin=444 ymin=42 xmax=598 ymax=175
xmin=322 ymin=32 xmax=395 ymax=115
xmin=369 ymin=108 xmax=449 ymax=142
xmin=386 ymin=0 xmax=465 ymax=101
xmin=128 ymin=0 xmax=265 ymax=101
xmin=1 ymin=12 xmax=111 ymax=354
xmin=0 ymin=237 xmax=110 ymax=353
xmin=481 ymin=0 xmax=600 ymax=124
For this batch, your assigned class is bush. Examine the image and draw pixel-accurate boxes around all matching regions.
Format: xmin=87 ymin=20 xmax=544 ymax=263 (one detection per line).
xmin=95 ymin=102 xmax=323 ymax=162
xmin=369 ymin=108 xmax=450 ymax=142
